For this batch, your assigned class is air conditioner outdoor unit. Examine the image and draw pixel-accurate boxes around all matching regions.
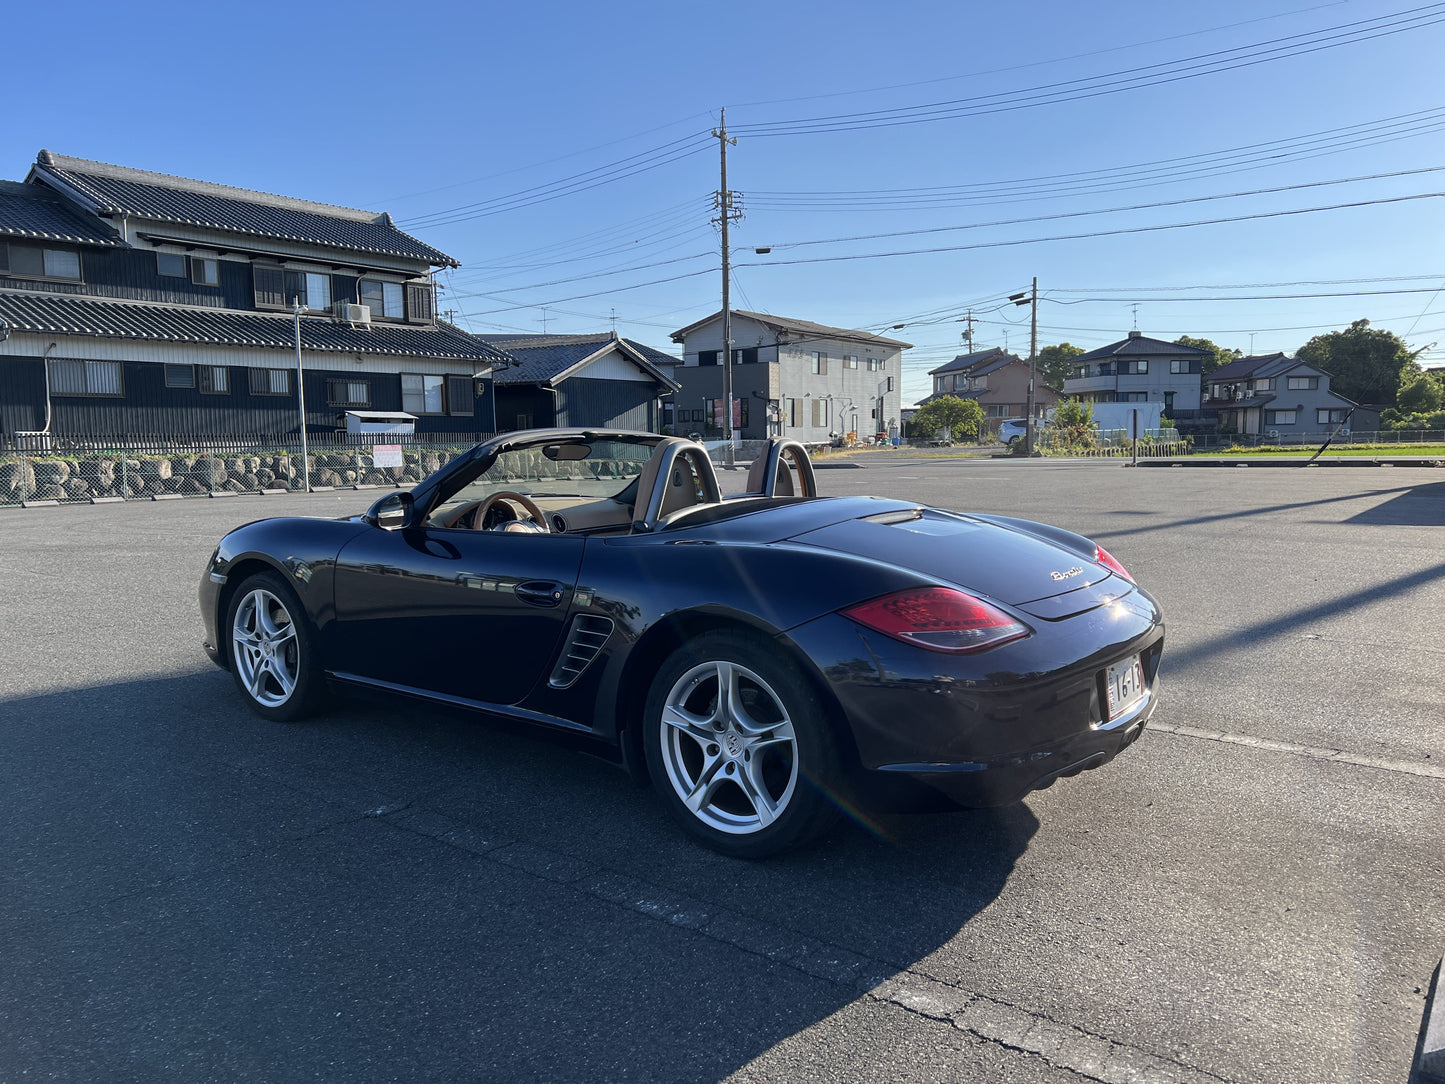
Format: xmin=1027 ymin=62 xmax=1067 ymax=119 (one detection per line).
xmin=334 ymin=302 xmax=372 ymax=326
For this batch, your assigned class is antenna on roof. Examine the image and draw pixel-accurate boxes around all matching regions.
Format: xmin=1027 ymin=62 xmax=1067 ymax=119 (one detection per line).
xmin=610 ymin=307 xmax=617 ymax=334
xmin=1131 ymin=304 xmax=1139 ymax=332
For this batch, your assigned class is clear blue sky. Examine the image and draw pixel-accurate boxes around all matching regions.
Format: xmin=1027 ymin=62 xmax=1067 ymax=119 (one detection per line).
xmin=9 ymin=0 xmax=1445 ymax=403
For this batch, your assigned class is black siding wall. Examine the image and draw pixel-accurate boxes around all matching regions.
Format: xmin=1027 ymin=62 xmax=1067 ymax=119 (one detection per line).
xmin=0 ymin=356 xmax=494 ymax=439
xmin=554 ymin=377 xmax=657 ymax=431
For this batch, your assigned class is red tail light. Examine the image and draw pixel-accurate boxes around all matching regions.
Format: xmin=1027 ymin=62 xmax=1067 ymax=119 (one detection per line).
xmin=1094 ymin=544 xmax=1133 ymax=582
xmin=842 ymin=587 xmax=1029 ymax=654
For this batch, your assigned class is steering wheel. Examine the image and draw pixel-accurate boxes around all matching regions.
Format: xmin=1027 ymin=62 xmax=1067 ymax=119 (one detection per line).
xmin=472 ymin=491 xmax=549 ymax=532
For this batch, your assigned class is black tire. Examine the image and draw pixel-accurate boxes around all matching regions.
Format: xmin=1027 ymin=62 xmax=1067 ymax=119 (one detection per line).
xmin=224 ymin=571 xmax=324 ymax=722
xmin=643 ymin=630 xmax=843 ymax=858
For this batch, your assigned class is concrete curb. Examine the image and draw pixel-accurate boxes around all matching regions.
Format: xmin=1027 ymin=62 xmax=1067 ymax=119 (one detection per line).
xmin=1420 ymin=954 xmax=1444 ymax=1081
xmin=1137 ymin=456 xmax=1445 ymax=468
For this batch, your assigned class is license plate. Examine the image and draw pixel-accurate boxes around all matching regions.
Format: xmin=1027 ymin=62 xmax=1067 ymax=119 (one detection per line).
xmin=1105 ymin=657 xmax=1146 ymax=719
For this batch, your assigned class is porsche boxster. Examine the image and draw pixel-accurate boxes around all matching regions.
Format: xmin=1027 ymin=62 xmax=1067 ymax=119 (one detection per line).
xmin=200 ymin=429 xmax=1163 ymax=857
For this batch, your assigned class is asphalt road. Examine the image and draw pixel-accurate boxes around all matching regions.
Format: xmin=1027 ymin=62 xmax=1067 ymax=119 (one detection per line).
xmin=1 ymin=457 xmax=1441 ymax=1083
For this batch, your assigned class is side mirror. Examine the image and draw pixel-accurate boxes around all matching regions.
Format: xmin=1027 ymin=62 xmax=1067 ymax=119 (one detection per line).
xmin=367 ymin=491 xmax=415 ymax=531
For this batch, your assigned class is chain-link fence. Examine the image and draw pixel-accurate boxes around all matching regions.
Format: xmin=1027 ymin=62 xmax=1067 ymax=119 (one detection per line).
xmin=0 ymin=436 xmax=488 ymax=507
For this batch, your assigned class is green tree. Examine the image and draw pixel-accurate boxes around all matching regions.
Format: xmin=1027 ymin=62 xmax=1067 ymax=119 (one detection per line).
xmin=1042 ymin=398 xmax=1096 ymax=454
xmin=913 ymin=395 xmax=984 ymax=442
xmin=1397 ymin=371 xmax=1443 ymax=412
xmin=1296 ymin=319 xmax=1419 ymax=405
xmin=1036 ymin=342 xmax=1085 ymax=392
xmin=1174 ymin=335 xmax=1239 ymax=380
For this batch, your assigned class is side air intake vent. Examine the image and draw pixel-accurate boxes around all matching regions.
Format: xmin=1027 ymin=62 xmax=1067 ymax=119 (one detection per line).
xmin=548 ymin=614 xmax=614 ymax=688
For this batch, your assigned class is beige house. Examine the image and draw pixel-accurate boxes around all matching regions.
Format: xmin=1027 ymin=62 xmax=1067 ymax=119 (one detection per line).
xmin=921 ymin=348 xmax=1060 ymax=431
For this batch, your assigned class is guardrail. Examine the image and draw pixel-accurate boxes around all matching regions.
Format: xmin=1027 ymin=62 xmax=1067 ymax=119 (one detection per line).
xmin=0 ymin=435 xmax=490 ymax=507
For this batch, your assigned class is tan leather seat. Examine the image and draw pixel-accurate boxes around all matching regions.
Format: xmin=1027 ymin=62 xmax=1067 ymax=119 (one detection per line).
xmin=745 ymin=454 xmax=794 ymax=496
xmin=633 ymin=437 xmax=720 ymax=529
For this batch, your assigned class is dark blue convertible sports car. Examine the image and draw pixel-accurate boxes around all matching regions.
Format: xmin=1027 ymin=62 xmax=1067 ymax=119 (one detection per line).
xmin=200 ymin=429 xmax=1163 ymax=857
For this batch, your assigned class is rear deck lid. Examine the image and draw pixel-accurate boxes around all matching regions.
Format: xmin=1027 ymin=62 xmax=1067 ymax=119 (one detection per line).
xmin=789 ymin=507 xmax=1127 ymax=616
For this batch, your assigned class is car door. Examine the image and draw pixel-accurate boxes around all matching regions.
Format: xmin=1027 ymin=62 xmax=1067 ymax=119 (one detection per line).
xmin=328 ymin=522 xmax=585 ymax=706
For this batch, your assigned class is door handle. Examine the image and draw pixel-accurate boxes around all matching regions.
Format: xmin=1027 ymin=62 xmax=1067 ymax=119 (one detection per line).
xmin=516 ymin=580 xmax=567 ymax=608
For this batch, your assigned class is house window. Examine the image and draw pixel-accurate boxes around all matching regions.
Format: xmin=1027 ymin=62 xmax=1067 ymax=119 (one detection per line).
xmin=248 ymin=368 xmax=292 ymax=396
xmin=447 ymin=375 xmax=473 ymax=416
xmin=157 ymin=252 xmax=187 ymax=278
xmin=1318 ymin=408 xmax=1348 ymax=425
xmin=810 ymin=352 xmax=827 ymax=375
xmin=1252 ymin=378 xmax=1274 ymax=391
xmin=1288 ymin=376 xmax=1318 ymax=390
xmin=697 ymin=351 xmax=718 ymax=366
xmin=6 ymin=243 xmax=82 ymax=281
xmin=844 ymin=355 xmax=858 ymax=369
xmin=737 ymin=347 xmax=758 ymax=365
xmin=1265 ymin=410 xmax=1297 ymax=425
xmin=359 ymin=279 xmax=405 ymax=319
xmin=284 ymin=270 xmax=332 ymax=311
xmin=1119 ymin=360 xmax=1149 ymax=375
xmin=1122 ymin=392 xmax=1149 ymax=402
xmin=867 ymin=357 xmax=883 ymax=372
xmin=49 ymin=359 xmax=122 ymax=396
xmin=407 ymin=282 xmax=436 ymax=323
xmin=516 ymin=413 xmax=533 ymax=429
xmin=810 ymin=397 xmax=828 ymax=427
xmin=786 ymin=398 xmax=800 ymax=427
xmin=402 ymin=373 xmax=445 ymax=414
xmin=1073 ymin=364 xmax=1089 ymax=380
xmin=327 ymin=379 xmax=371 ymax=408
xmin=164 ymin=364 xmax=195 ymax=389
xmin=1170 ymin=359 xmax=1192 ymax=374
xmin=191 ymin=257 xmax=220 ymax=287
xmin=886 ymin=376 xmax=894 ymax=392
xmin=199 ymin=366 xmax=230 ymax=394
xmin=253 ymin=265 xmax=286 ymax=308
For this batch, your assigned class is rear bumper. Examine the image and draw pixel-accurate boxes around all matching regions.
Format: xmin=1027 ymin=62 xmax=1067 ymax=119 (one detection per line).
xmin=866 ymin=694 xmax=1153 ymax=810
xmin=785 ymin=587 xmax=1164 ymax=812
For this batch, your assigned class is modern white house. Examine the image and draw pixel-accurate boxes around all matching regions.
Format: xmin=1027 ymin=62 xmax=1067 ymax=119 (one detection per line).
xmin=668 ymin=309 xmax=910 ymax=442
xmin=1062 ymin=331 xmax=1207 ymax=417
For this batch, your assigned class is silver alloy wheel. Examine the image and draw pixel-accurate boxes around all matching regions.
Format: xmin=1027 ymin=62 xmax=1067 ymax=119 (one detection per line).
xmin=658 ymin=660 xmax=799 ymax=835
xmin=231 ymin=587 xmax=301 ymax=708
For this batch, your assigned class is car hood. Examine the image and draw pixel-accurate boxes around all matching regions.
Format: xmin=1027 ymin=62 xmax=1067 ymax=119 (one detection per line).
xmin=787 ymin=507 xmax=1128 ymax=615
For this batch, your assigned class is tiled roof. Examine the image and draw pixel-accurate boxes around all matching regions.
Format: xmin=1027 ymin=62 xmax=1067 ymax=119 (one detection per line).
xmin=1209 ymin=353 xmax=1287 ymax=382
xmin=1074 ymin=334 xmax=1208 ymax=361
xmin=30 ymin=151 xmax=457 ymax=268
xmin=484 ymin=333 xmax=680 ymax=389
xmin=929 ymin=347 xmax=1015 ymax=376
xmin=670 ymin=309 xmax=912 ymax=350
xmin=0 ymin=290 xmax=510 ymax=365
xmin=0 ymin=180 xmax=124 ymax=247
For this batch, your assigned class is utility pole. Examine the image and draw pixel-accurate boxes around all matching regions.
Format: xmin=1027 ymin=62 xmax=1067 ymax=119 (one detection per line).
xmin=1012 ymin=278 xmax=1039 ymax=455
xmin=714 ymin=108 xmax=739 ymax=463
xmin=961 ymin=310 xmax=975 ymax=355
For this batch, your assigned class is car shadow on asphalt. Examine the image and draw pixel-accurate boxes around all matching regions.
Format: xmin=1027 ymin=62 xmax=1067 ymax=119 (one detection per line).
xmin=2 ymin=667 xmax=1038 ymax=1082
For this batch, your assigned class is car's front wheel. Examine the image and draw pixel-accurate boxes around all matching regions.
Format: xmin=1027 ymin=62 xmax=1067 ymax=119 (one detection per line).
xmin=644 ymin=630 xmax=842 ymax=857
xmin=225 ymin=571 xmax=323 ymax=721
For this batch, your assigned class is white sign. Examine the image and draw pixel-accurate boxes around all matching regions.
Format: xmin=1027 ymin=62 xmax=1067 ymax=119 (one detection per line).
xmin=372 ymin=444 xmax=403 ymax=468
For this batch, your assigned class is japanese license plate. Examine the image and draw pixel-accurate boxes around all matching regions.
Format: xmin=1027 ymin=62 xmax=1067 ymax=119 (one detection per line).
xmin=1105 ymin=656 xmax=1146 ymax=719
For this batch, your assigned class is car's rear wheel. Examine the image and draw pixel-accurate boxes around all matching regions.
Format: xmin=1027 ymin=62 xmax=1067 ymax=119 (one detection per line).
xmin=226 ymin=571 xmax=323 ymax=722
xmin=644 ymin=630 xmax=842 ymax=857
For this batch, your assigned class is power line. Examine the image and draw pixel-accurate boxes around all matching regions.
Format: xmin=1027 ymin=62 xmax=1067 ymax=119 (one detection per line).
xmin=753 ymin=167 xmax=1445 ymax=252
xmin=732 ymin=5 xmax=1445 ymax=136
xmin=736 ymin=190 xmax=1445 ymax=268
xmin=400 ymin=135 xmax=713 ymax=228
xmin=727 ymin=2 xmax=1354 ymax=111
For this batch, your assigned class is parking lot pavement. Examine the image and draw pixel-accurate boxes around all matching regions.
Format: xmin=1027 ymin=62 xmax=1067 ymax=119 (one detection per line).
xmin=1 ymin=465 xmax=1441 ymax=1083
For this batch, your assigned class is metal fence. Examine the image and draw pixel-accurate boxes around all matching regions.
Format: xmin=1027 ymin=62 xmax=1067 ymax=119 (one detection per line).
xmin=1190 ymin=429 xmax=1445 ymax=449
xmin=0 ymin=434 xmax=491 ymax=507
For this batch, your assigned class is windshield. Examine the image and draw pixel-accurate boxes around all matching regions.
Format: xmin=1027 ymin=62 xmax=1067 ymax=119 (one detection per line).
xmin=433 ymin=437 xmax=656 ymax=516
